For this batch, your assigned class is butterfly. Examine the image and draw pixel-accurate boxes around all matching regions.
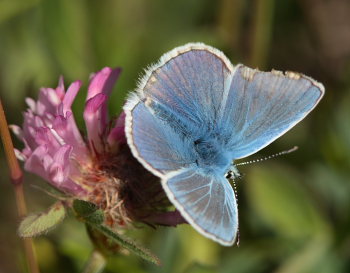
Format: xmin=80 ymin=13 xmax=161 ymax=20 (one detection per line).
xmin=124 ymin=43 xmax=325 ymax=246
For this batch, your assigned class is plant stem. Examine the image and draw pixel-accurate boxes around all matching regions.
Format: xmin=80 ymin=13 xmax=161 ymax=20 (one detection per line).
xmin=217 ymin=0 xmax=244 ymax=51
xmin=249 ymin=0 xmax=275 ymax=69
xmin=0 ymin=99 xmax=40 ymax=273
xmin=82 ymin=250 xmax=107 ymax=273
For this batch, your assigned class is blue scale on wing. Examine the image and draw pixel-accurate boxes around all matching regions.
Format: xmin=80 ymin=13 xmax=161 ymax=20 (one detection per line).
xmin=217 ymin=66 xmax=324 ymax=159
xmin=142 ymin=50 xmax=232 ymax=127
xmin=130 ymin=101 xmax=196 ymax=173
xmin=143 ymin=97 xmax=195 ymax=139
xmin=165 ymin=168 xmax=238 ymax=244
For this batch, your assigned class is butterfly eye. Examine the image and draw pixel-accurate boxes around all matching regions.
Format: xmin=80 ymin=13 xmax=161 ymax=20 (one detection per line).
xmin=225 ymin=171 xmax=233 ymax=179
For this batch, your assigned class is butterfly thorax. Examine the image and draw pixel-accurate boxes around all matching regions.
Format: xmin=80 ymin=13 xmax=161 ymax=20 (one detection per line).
xmin=193 ymin=137 xmax=231 ymax=174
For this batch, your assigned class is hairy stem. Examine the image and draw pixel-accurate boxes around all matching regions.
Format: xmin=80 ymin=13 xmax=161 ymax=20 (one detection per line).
xmin=0 ymin=99 xmax=40 ymax=273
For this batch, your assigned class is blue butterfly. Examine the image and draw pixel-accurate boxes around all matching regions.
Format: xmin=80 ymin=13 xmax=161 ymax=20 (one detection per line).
xmin=124 ymin=43 xmax=325 ymax=246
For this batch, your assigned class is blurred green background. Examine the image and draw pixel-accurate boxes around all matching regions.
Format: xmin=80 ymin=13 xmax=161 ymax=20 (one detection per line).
xmin=1 ymin=0 xmax=350 ymax=272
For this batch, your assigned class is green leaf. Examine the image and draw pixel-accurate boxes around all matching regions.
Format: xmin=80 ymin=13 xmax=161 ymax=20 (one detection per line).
xmin=73 ymin=200 xmax=104 ymax=225
xmin=89 ymin=223 xmax=161 ymax=266
xmin=18 ymin=201 xmax=66 ymax=237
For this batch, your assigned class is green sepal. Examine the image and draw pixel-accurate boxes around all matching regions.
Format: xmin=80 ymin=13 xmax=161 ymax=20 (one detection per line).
xmin=88 ymin=223 xmax=161 ymax=266
xmin=18 ymin=201 xmax=66 ymax=237
xmin=73 ymin=199 xmax=160 ymax=265
xmin=31 ymin=183 xmax=69 ymax=200
xmin=73 ymin=199 xmax=104 ymax=225
xmin=73 ymin=199 xmax=98 ymax=216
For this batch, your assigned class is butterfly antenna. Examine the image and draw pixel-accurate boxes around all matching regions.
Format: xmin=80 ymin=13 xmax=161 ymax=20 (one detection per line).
xmin=234 ymin=181 xmax=240 ymax=247
xmin=235 ymin=146 xmax=298 ymax=166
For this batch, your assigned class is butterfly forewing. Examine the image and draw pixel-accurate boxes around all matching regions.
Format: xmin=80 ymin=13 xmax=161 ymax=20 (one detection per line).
xmin=139 ymin=45 xmax=234 ymax=127
xmin=220 ymin=66 xmax=324 ymax=159
xmin=126 ymin=97 xmax=194 ymax=175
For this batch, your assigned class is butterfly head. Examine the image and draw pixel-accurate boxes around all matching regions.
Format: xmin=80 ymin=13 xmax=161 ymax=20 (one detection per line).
xmin=225 ymin=164 xmax=241 ymax=180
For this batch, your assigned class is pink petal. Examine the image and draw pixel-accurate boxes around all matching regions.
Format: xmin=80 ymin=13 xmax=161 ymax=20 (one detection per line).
xmin=52 ymin=113 xmax=90 ymax=162
xmin=14 ymin=149 xmax=27 ymax=161
xmin=25 ymin=145 xmax=85 ymax=196
xmin=86 ymin=67 xmax=121 ymax=137
xmin=83 ymin=93 xmax=107 ymax=153
xmin=37 ymin=88 xmax=61 ymax=115
xmin=49 ymin=145 xmax=72 ymax=184
xmin=34 ymin=116 xmax=44 ymax=128
xmin=22 ymin=117 xmax=38 ymax=150
xmin=58 ymin=178 xmax=87 ymax=196
xmin=11 ymin=124 xmax=34 ymax=158
xmin=48 ymin=145 xmax=86 ymax=195
xmin=25 ymin=98 xmax=36 ymax=112
xmin=146 ymin=210 xmax=187 ymax=226
xmin=107 ymin=111 xmax=126 ymax=149
xmin=35 ymin=127 xmax=61 ymax=153
xmin=62 ymin=80 xmax=82 ymax=114
xmin=87 ymin=67 xmax=121 ymax=100
xmin=56 ymin=76 xmax=65 ymax=100
xmin=22 ymin=146 xmax=32 ymax=158
xmin=9 ymin=125 xmax=23 ymax=140
xmin=24 ymin=145 xmax=51 ymax=181
xmin=84 ymin=94 xmax=107 ymax=114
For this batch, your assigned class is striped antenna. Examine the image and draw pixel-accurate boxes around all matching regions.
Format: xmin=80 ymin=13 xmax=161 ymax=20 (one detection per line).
xmin=235 ymin=146 xmax=298 ymax=166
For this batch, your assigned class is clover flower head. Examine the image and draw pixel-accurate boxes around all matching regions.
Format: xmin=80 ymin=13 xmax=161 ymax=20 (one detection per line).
xmin=12 ymin=67 xmax=183 ymax=228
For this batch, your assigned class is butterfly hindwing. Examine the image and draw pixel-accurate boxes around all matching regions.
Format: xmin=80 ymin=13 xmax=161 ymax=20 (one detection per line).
xmin=163 ymin=168 xmax=238 ymax=245
xmin=125 ymin=74 xmax=238 ymax=245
